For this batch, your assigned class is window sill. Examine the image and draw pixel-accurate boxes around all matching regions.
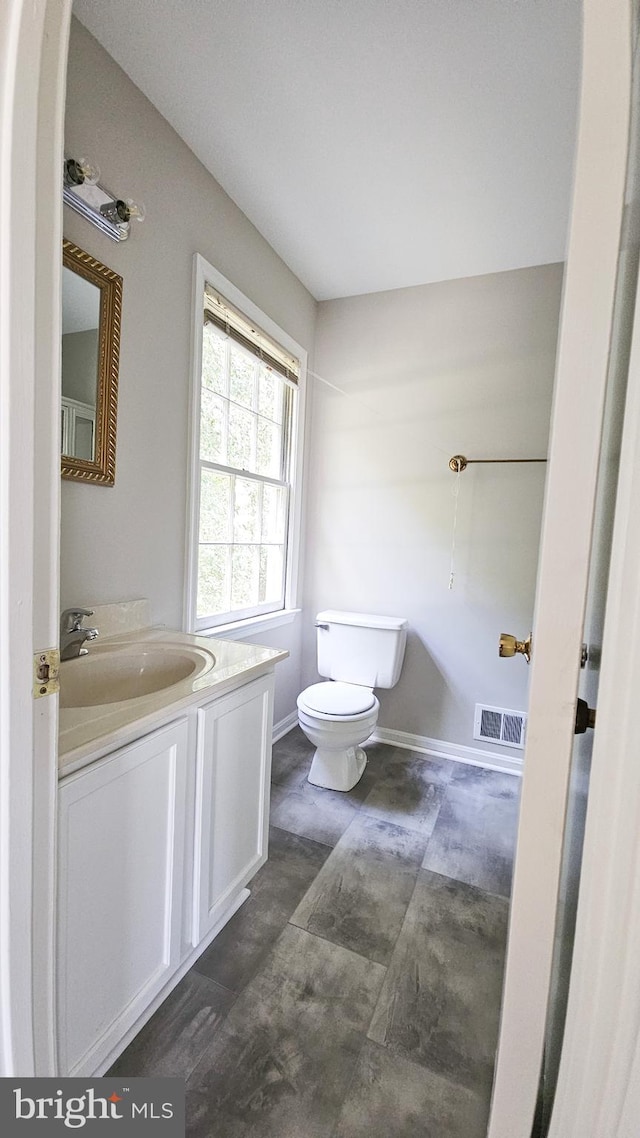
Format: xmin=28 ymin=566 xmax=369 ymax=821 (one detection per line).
xmin=198 ymin=608 xmax=301 ymax=642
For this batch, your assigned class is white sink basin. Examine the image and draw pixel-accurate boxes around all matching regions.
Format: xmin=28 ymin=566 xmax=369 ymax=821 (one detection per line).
xmin=59 ymin=642 xmax=216 ymax=709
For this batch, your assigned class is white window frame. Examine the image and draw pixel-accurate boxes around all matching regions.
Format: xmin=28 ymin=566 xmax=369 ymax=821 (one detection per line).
xmin=184 ymin=254 xmax=306 ymax=638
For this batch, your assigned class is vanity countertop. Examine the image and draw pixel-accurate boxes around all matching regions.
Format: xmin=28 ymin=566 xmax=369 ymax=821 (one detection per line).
xmin=58 ymin=627 xmax=288 ymax=777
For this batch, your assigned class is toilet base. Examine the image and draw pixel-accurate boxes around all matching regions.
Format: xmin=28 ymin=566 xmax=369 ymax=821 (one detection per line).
xmin=307 ymin=745 xmax=367 ymax=792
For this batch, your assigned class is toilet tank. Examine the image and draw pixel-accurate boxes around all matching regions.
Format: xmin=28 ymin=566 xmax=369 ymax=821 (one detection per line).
xmin=316 ymin=610 xmax=408 ymax=688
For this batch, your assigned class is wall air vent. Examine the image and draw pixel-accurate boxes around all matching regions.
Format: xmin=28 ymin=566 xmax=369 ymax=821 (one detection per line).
xmin=474 ymin=703 xmax=527 ymax=750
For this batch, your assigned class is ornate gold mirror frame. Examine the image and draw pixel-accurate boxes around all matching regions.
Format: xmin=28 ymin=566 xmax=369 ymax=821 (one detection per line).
xmin=61 ymin=239 xmax=122 ymax=485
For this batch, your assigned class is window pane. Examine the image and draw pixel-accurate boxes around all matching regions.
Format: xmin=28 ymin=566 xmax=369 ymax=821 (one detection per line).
xmin=229 ymin=345 xmax=255 ymax=409
xmin=261 ymin=483 xmax=287 ymax=543
xmin=200 ymin=389 xmax=226 ymax=464
xmin=231 ymin=545 xmax=259 ymax=609
xmin=202 ymin=324 xmax=226 ymax=395
xmin=198 ymin=545 xmax=230 ymax=617
xmin=256 ymin=416 xmax=282 ymax=478
xmin=196 ymin=287 xmax=299 ymax=626
xmin=259 ymin=545 xmax=284 ymax=604
xmin=200 ymin=470 xmax=231 ymax=542
xmin=228 ymin=403 xmax=256 ymax=471
xmin=257 ymin=366 xmax=284 ymax=423
xmin=234 ymin=477 xmax=261 ymax=543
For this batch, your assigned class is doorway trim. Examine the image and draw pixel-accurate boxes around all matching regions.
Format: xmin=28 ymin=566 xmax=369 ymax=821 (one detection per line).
xmin=547 ymin=191 xmax=640 ymax=1137
xmin=0 ymin=0 xmax=71 ymax=1075
xmin=488 ymin=1 xmax=634 ymax=1134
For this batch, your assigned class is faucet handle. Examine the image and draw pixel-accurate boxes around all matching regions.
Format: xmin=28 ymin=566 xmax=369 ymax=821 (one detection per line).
xmin=61 ymin=607 xmax=94 ymax=632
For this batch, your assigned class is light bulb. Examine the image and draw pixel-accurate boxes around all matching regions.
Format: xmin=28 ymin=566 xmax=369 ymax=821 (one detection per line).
xmin=125 ymin=198 xmax=146 ymax=223
xmin=64 ymin=156 xmax=100 ymax=186
xmin=77 ymin=157 xmax=100 ymax=185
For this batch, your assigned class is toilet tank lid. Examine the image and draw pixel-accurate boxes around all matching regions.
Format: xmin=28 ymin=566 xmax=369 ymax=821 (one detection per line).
xmin=316 ymin=610 xmax=408 ymax=631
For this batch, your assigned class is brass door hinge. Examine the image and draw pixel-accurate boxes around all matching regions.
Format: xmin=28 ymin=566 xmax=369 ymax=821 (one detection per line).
xmin=33 ymin=648 xmax=60 ymax=698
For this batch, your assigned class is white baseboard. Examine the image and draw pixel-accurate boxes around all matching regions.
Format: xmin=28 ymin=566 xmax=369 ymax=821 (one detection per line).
xmin=273 ymin=713 xmax=523 ymax=775
xmin=272 ymin=709 xmax=298 ymax=743
xmin=371 ymin=726 xmax=523 ymax=776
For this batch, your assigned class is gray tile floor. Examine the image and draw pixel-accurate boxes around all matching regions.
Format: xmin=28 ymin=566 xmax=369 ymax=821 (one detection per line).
xmin=109 ymin=729 xmax=521 ymax=1137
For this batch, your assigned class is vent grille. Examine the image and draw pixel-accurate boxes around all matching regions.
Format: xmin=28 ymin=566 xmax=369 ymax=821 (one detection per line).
xmin=474 ymin=704 xmax=527 ymax=749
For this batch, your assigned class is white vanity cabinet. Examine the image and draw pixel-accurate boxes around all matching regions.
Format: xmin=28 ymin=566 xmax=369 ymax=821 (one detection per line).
xmin=57 ymin=719 xmax=189 ymax=1078
xmin=56 ymin=667 xmax=276 ymax=1078
xmin=192 ymin=671 xmax=274 ymax=944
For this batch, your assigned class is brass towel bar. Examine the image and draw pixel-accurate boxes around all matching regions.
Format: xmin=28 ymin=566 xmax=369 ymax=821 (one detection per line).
xmin=448 ymin=454 xmax=547 ymax=473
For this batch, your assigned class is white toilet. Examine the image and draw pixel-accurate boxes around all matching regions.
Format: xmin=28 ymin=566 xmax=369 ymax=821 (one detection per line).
xmin=297 ymin=610 xmax=408 ymax=792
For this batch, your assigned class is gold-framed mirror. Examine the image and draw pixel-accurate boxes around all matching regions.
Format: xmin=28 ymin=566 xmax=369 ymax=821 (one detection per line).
xmin=61 ymin=239 xmax=122 ymax=485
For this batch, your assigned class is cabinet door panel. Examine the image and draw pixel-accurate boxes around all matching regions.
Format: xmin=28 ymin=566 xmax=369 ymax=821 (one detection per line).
xmin=193 ymin=673 xmax=274 ymax=944
xmin=57 ymin=719 xmax=188 ymax=1076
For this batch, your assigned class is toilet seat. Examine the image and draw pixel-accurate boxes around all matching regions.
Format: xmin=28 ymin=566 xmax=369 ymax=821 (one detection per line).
xmin=298 ymin=681 xmax=376 ymax=717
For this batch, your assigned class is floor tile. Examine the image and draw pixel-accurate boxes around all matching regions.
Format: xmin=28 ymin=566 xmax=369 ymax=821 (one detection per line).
xmin=194 ymin=825 xmax=332 ymax=992
xmin=422 ymin=785 xmax=519 ymax=897
xmin=111 ymin=740 xmax=514 ymax=1132
xmin=449 ymin=762 xmax=522 ymax=801
xmin=270 ymin=779 xmax=364 ymax=846
xmin=271 ymin=726 xmax=314 ymax=791
xmin=361 ymin=739 xmax=407 ymax=778
xmin=186 ymin=925 xmax=386 ymax=1138
xmin=291 ymin=814 xmax=427 ymax=965
xmin=107 ymin=970 xmax=235 ymax=1080
xmin=360 ymin=752 xmax=452 ymax=836
xmin=331 ymin=1040 xmax=490 ymax=1138
xmin=368 ymin=870 xmax=508 ymax=1095
xmin=268 ymin=734 xmax=399 ymax=846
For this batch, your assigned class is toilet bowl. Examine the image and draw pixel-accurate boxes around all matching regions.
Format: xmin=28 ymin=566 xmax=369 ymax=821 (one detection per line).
xmin=297 ymin=681 xmax=380 ymax=791
xmin=297 ymin=610 xmax=408 ymax=792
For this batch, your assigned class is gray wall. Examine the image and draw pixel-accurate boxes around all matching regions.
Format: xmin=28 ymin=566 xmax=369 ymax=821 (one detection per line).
xmin=61 ymin=19 xmax=317 ymax=724
xmin=62 ymin=21 xmax=564 ymax=747
xmin=305 ymin=264 xmax=563 ymax=756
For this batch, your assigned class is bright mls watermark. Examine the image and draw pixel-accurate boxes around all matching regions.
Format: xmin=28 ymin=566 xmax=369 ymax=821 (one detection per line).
xmin=0 ymin=1078 xmax=185 ymax=1135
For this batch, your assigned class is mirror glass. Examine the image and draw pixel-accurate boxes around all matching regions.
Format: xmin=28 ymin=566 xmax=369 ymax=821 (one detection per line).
xmin=61 ymin=240 xmax=122 ymax=486
xmin=62 ymin=266 xmax=100 ymax=462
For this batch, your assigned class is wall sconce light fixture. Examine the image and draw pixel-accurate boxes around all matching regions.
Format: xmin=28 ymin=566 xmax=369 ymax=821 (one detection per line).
xmin=63 ymin=156 xmax=101 ymax=187
xmin=63 ymin=155 xmax=145 ymax=242
xmin=99 ymin=198 xmax=146 ymax=226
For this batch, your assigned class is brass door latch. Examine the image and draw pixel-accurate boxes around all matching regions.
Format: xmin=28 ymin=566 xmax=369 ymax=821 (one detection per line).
xmin=33 ymin=649 xmax=60 ymax=698
xmin=499 ymin=632 xmax=532 ymax=664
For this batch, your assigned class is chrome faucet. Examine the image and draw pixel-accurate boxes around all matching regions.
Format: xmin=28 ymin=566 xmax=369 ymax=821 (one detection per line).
xmin=60 ymin=608 xmax=99 ymax=660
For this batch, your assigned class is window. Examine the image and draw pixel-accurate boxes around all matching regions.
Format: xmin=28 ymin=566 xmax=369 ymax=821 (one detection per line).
xmin=187 ymin=258 xmax=305 ymax=632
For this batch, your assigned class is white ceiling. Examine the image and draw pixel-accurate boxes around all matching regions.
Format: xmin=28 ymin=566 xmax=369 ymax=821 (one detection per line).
xmin=73 ymin=0 xmax=581 ymax=301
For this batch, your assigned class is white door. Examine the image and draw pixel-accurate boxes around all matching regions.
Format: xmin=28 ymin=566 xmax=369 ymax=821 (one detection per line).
xmin=488 ymin=2 xmax=636 ymax=1135
xmin=546 ymin=220 xmax=640 ymax=1138
xmin=540 ymin=20 xmax=640 ymax=1121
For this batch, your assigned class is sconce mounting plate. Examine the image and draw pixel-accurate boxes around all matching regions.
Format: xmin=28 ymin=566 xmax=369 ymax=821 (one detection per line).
xmin=63 ymin=180 xmax=129 ymax=242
